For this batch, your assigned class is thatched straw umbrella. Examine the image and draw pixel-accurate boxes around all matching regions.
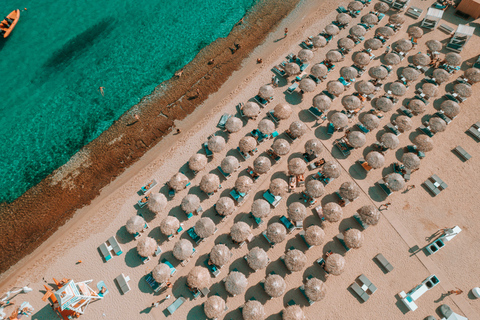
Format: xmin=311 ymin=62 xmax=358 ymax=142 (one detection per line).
xmin=272 ymin=138 xmax=291 ymax=156
xmin=344 ymin=229 xmax=364 ymax=249
xmin=375 ymin=96 xmax=394 ymax=112
xmin=264 ymin=274 xmax=286 ymax=298
xmin=126 ymin=215 xmax=145 ymax=234
xmin=152 ymin=263 xmax=171 ymax=283
xmin=429 ymin=117 xmax=447 ymax=133
xmin=299 ymin=78 xmax=316 ymax=92
xmin=173 ymin=239 xmax=194 ymax=260
xmin=235 ymin=176 xmax=253 ymax=194
xmin=376 ymin=26 xmax=394 ymax=37
xmin=394 ymin=115 xmax=412 ymax=132
xmin=414 ymin=135 xmax=434 ymax=152
xmin=181 ymin=194 xmax=200 ymax=213
xmin=445 ymin=52 xmax=462 ymax=66
xmin=402 ymin=67 xmax=420 ymax=81
xmin=288 ymin=202 xmax=308 ymax=222
xmin=239 ymin=136 xmax=257 ymax=153
xmin=350 ymin=25 xmax=367 ymax=37
xmin=384 ymin=173 xmax=405 ymax=191
xmin=243 ymin=101 xmax=261 ymax=118
xmin=266 ymin=223 xmax=287 ymax=243
xmin=337 ymin=12 xmax=352 ymax=24
xmin=311 ymin=63 xmax=328 ymax=79
xmin=380 ymin=132 xmax=399 ymax=149
xmin=225 ymin=271 xmax=248 ymax=296
xmin=313 ymin=94 xmax=332 ymax=111
xmin=338 ymin=37 xmax=355 ymax=50
xmin=274 ymin=103 xmax=293 ymax=120
xmin=147 ymin=193 xmax=167 ymax=215
xmin=200 ymin=174 xmax=220 ymax=194
xmin=137 ymin=237 xmax=156 ymax=258
xmin=169 ymin=172 xmax=189 ymax=191
xmin=369 ymin=65 xmax=388 ymax=80
xmin=339 ymin=181 xmax=361 ymax=201
xmin=270 ymin=178 xmax=289 ymax=197
xmin=258 ymin=119 xmax=275 ymax=135
xmin=305 ymin=278 xmax=326 ymax=302
xmin=365 ymin=151 xmax=385 ymax=169
xmin=390 ymin=82 xmax=407 ymax=96
xmin=361 ymin=113 xmax=380 ymax=130
xmin=432 ymin=68 xmax=450 ymax=84
xmin=408 ymin=99 xmax=426 ymax=115
xmin=189 ymin=153 xmax=208 ymax=173
xmin=284 ymin=249 xmax=307 ymax=272
xmin=285 ymin=62 xmax=301 ymax=76
xmin=195 ymin=217 xmax=215 ymax=239
xmin=412 ymin=53 xmax=430 ymax=66
xmin=230 ymin=221 xmax=252 ymax=243
xmin=342 ymin=95 xmax=362 ymax=111
xmin=289 ymin=121 xmax=307 ymax=138
xmin=348 ymin=1 xmax=363 ymax=11
xmin=389 ymin=13 xmax=405 ymax=24
xmin=323 ymin=161 xmax=342 ymax=179
xmin=364 ymin=38 xmax=383 ymax=50
xmin=305 ymin=138 xmax=322 ymax=156
xmin=401 ymin=153 xmax=420 ymax=170
xmin=215 ymin=197 xmax=235 ymax=216
xmin=340 ymin=66 xmax=358 ymax=80
xmin=358 ymin=205 xmax=380 ymax=226
xmin=312 ymin=35 xmax=327 ymax=48
xmin=422 ymin=83 xmax=438 ymax=98
xmin=327 ymin=80 xmax=345 ymax=96
xmin=160 ymin=216 xmax=180 ymax=236
xmin=251 ymin=199 xmax=271 ymax=218
xmin=454 ymin=83 xmax=472 ymax=98
xmin=465 ymin=68 xmax=480 ymax=83
xmin=426 ymin=39 xmax=442 ymax=52
xmin=204 ymin=296 xmax=226 ymax=319
xmin=330 ymin=112 xmax=348 ymax=129
xmin=325 ymin=253 xmax=346 ymax=275
xmin=305 ymin=225 xmax=325 ymax=246
xmin=208 ymin=135 xmax=226 ymax=153
xmin=282 ymin=305 xmax=304 ymax=320
xmin=356 ymin=80 xmax=375 ymax=94
xmin=242 ymin=300 xmax=266 ymax=320
xmin=288 ymin=158 xmax=307 ymax=175
xmin=347 ymin=131 xmax=366 ymax=148
xmin=259 ymin=85 xmax=274 ymax=99
xmin=326 ymin=50 xmax=344 ymax=63
xmin=225 ymin=116 xmax=243 ymax=133
xmin=408 ymin=26 xmax=423 ymax=38
xmin=187 ymin=266 xmax=210 ymax=289
xmin=254 ymin=156 xmax=271 ymax=174
xmin=374 ymin=1 xmax=389 ymax=12
xmin=362 ymin=13 xmax=379 ymax=25
xmin=298 ymin=49 xmax=314 ymax=62
xmin=246 ymin=247 xmax=269 ymax=271
xmin=323 ymin=202 xmax=343 ymax=222
xmin=440 ymin=100 xmax=460 ymax=118
xmin=210 ymin=244 xmax=231 ymax=267
xmin=221 ymin=156 xmax=240 ymax=174
xmin=325 ymin=24 xmax=340 ymax=36
xmin=384 ymin=53 xmax=401 ymax=65
xmin=354 ymin=52 xmax=371 ymax=66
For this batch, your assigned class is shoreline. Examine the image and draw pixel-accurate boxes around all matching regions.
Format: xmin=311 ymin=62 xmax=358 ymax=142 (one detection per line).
xmin=0 ymin=0 xmax=301 ymax=275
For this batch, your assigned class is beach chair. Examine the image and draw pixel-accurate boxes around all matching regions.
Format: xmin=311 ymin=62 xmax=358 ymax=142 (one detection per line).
xmin=287 ymin=82 xmax=298 ymax=94
xmin=115 ymin=274 xmax=131 ymax=294
xmin=187 ymin=227 xmax=203 ymax=244
xmin=304 ymin=153 xmax=317 ymax=163
xmin=272 ymin=65 xmax=286 ymax=77
xmin=399 ymin=106 xmax=413 ymax=118
xmin=350 ymin=282 xmax=370 ymax=302
xmin=322 ymin=90 xmax=335 ymax=101
xmin=267 ymin=110 xmax=280 ymax=124
xmin=375 ymin=253 xmax=394 ymax=273
xmin=285 ymin=130 xmax=297 ymax=142
xmin=301 ymin=191 xmax=316 ymax=206
xmin=337 ymin=6 xmax=348 ymax=13
xmin=288 ymin=175 xmax=297 ymax=192
xmin=137 ymin=194 xmax=149 ymax=208
xmin=356 ymin=123 xmax=369 ymax=134
xmin=352 ymin=64 xmax=365 ymax=76
xmin=453 ymin=146 xmax=471 ymax=161
xmin=254 ymin=95 xmax=269 ymax=107
xmin=386 ymin=123 xmax=401 ymax=136
xmin=280 ymin=215 xmax=296 ymax=233
xmin=251 ymin=129 xmax=268 ymax=143
xmin=263 ymin=190 xmax=282 ymax=207
xmin=205 ymin=258 xmax=221 ymax=277
xmin=377 ymin=179 xmax=392 ymax=197
xmin=418 ymin=125 xmax=434 ymax=137
xmin=203 ymin=142 xmax=213 ymax=158
xmin=338 ymin=77 xmax=350 ymax=87
xmin=406 ymin=6 xmax=423 ymax=18
xmin=217 ymin=113 xmax=231 ymax=129
xmin=392 ymin=0 xmax=409 ymax=10
xmin=154 ymin=245 xmax=162 ymax=257
xmin=357 ymin=158 xmax=372 ymax=172
xmin=308 ymin=107 xmax=326 ymax=121
xmin=162 ymin=258 xmax=177 ymax=276
xmin=250 ymin=212 xmax=263 ymax=227
xmin=299 ymin=231 xmax=312 ymax=249
xmin=308 ymin=74 xmax=322 ymax=84
xmin=299 ymin=277 xmax=315 ymax=305
xmin=327 ymin=123 xmax=335 ymax=135
xmin=217 ymin=166 xmax=232 ymax=179
xmin=358 ymin=274 xmax=377 ymax=294
xmin=262 ymin=230 xmax=275 ymax=247
xmin=107 ymin=236 xmax=123 ymax=256
xmin=353 ymin=213 xmax=368 ymax=230
xmin=335 ymin=230 xmax=351 ymax=252
xmin=145 ymin=273 xmax=162 ymax=293
xmin=96 ymin=281 xmax=108 ymax=297
xmin=141 ymin=179 xmax=157 ymax=194
xmin=98 ymin=243 xmax=112 ymax=262
xmin=230 ymin=188 xmax=247 ymax=204
xmin=334 ymin=139 xmax=353 ymax=157
xmin=167 ymin=296 xmax=186 ymax=315
xmin=313 ymin=172 xmax=331 ymax=185
xmin=320 ymin=61 xmax=335 ymax=72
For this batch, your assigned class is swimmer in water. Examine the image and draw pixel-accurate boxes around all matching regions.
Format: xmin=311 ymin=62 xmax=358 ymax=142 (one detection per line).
xmin=99 ymin=87 xmax=105 ymax=96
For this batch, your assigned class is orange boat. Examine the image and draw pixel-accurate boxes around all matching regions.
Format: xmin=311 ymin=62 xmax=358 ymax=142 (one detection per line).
xmin=1 ymin=9 xmax=20 ymax=38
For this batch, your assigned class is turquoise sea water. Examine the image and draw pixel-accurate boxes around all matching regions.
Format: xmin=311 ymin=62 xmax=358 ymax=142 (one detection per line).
xmin=0 ymin=0 xmax=256 ymax=203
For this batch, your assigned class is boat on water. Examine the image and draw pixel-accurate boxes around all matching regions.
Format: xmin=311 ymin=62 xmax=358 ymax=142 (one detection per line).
xmin=1 ymin=9 xmax=20 ymax=38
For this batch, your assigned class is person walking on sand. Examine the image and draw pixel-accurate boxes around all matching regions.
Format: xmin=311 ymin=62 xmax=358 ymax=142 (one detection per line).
xmin=99 ymin=87 xmax=105 ymax=96
xmin=284 ymin=28 xmax=288 ymax=38
xmin=378 ymin=202 xmax=392 ymax=211
xmin=405 ymin=185 xmax=415 ymax=192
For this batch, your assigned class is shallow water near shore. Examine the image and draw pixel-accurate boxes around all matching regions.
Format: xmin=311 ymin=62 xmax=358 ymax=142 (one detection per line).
xmin=0 ymin=0 xmax=256 ymax=203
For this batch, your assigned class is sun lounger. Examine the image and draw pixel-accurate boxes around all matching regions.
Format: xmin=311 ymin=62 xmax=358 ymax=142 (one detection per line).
xmin=167 ymin=296 xmax=186 ymax=315
xmin=115 ymin=274 xmax=131 ymax=294
xmin=375 ymin=253 xmax=394 ymax=272
xmin=267 ymin=110 xmax=280 ymax=124
xmin=336 ymin=230 xmax=351 ymax=251
xmin=357 ymin=158 xmax=372 ymax=172
xmin=386 ymin=123 xmax=401 ymax=136
xmin=230 ymin=188 xmax=247 ymax=204
xmin=288 ymin=175 xmax=297 ymax=191
xmin=203 ymin=142 xmax=213 ymax=157
xmin=301 ymin=191 xmax=316 ymax=206
xmin=358 ymin=274 xmax=377 ymax=294
xmin=334 ymin=139 xmax=353 ymax=157
xmin=254 ymin=95 xmax=269 ymax=107
xmin=162 ymin=258 xmax=177 ymax=276
xmin=99 ymin=243 xmax=112 ymax=262
xmin=353 ymin=213 xmax=368 ymax=230
xmin=399 ymin=106 xmax=413 ymax=118
xmin=145 ymin=273 xmax=162 ymax=292
xmin=453 ymin=146 xmax=471 ymax=161
xmin=418 ymin=125 xmax=434 ymax=137
xmin=356 ymin=123 xmax=369 ymax=134
xmin=299 ymin=282 xmax=315 ymax=305
xmin=287 ymin=82 xmax=298 ymax=94
xmin=322 ymin=90 xmax=336 ymax=100
xmin=154 ymin=245 xmax=162 ymax=257
xmin=137 ymin=194 xmax=149 ymax=208
xmin=313 ymin=172 xmax=331 ymax=185
xmin=280 ymin=215 xmax=296 ymax=233
xmin=205 ymin=259 xmax=221 ymax=277
xmin=97 ymin=281 xmax=108 ymax=297
xmin=272 ymin=65 xmax=286 ymax=77
xmin=303 ymin=152 xmax=317 ymax=163
xmin=263 ymin=190 xmax=282 ymax=207
xmin=439 ymin=23 xmax=454 ymax=34
xmin=250 ymin=212 xmax=264 ymax=226
xmin=217 ymin=113 xmax=231 ymax=129
xmin=350 ymin=282 xmax=370 ymax=302
xmin=326 ymin=122 xmax=335 ymax=135
xmin=262 ymin=230 xmax=275 ymax=246
xmin=107 ymin=236 xmax=123 ymax=256
xmin=405 ymin=6 xmax=422 ymax=19
xmin=308 ymin=107 xmax=326 ymax=120
xmin=377 ymin=179 xmax=392 ymax=197
xmin=337 ymin=6 xmax=348 ymax=13
xmin=141 ymin=179 xmax=157 ymax=194
xmin=187 ymin=227 xmax=203 ymax=244
xmin=352 ymin=64 xmax=365 ymax=76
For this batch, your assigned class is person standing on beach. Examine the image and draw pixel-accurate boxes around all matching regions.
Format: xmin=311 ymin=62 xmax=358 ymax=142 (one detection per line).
xmin=284 ymin=28 xmax=288 ymax=38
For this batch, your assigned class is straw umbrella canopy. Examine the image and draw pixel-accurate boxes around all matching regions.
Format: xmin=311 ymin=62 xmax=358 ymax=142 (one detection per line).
xmin=311 ymin=63 xmax=328 ymax=79
xmin=354 ymin=52 xmax=371 ymax=66
xmin=340 ymin=66 xmax=358 ymax=80
xmin=338 ymin=37 xmax=355 ymax=50
xmin=269 ymin=178 xmax=289 ymax=196
xmin=137 ymin=237 xmax=156 ymax=258
xmin=327 ymin=80 xmax=345 ymax=96
xmin=169 ymin=172 xmax=189 ymax=191
xmin=259 ymin=85 xmax=274 ymax=99
xmin=465 ymin=68 xmax=480 ymax=83
xmin=422 ymin=83 xmax=438 ymax=98
xmin=181 ymin=194 xmax=200 ymax=213
xmin=272 ymin=138 xmax=291 ymax=156
xmin=288 ymin=202 xmax=308 ymax=222
xmin=390 ymin=82 xmax=407 ymax=96
xmin=204 ymin=296 xmax=226 ymax=320
xmin=324 ymin=253 xmax=346 ymax=275
xmin=384 ymin=53 xmax=401 ymax=65
xmin=365 ymin=151 xmax=385 ymax=169
xmin=305 ymin=278 xmax=326 ymax=302
xmin=264 ymin=274 xmax=286 ymax=298
xmin=432 ymin=68 xmax=450 ymax=84
xmin=380 ymin=132 xmax=399 ymax=149
xmin=284 ymin=249 xmax=307 ymax=272
xmin=251 ymin=199 xmax=271 ymax=218
xmin=402 ymin=67 xmax=420 ymax=81
xmin=358 ymin=205 xmax=380 ymax=226
xmin=208 ymin=135 xmax=226 ymax=153
xmin=429 ymin=117 xmax=447 ymax=133
xmin=173 ymin=239 xmax=194 ymax=260
xmin=288 ymin=158 xmax=307 ymax=175
xmin=152 ymin=263 xmax=171 ymax=283
xmin=189 ymin=153 xmax=208 ymax=172
xmin=216 ymin=197 xmax=235 ymax=216
xmin=225 ymin=271 xmax=248 ymax=296
xmin=282 ymin=305 xmax=304 ymax=320
xmin=375 ymin=96 xmax=394 ymax=112
xmin=361 ymin=113 xmax=380 ymax=130
xmin=230 ymin=221 xmax=252 ymax=243
xmin=326 ymin=50 xmax=343 ymax=63
xmin=440 ymin=100 xmax=460 ymax=118
xmin=356 ymin=80 xmax=375 ymax=94
xmin=369 ymin=66 xmax=388 ymax=80
xmin=312 ymin=35 xmax=327 ymax=48
xmin=220 ymin=156 xmax=239 ymax=174
xmin=254 ymin=156 xmax=271 ymax=174
xmin=364 ymin=38 xmax=382 ymax=50
xmin=401 ymin=153 xmax=420 ymax=170
xmin=289 ymin=121 xmax=307 ymax=138
xmin=330 ymin=111 xmax=348 ymax=128
xmin=195 ymin=217 xmax=215 ymax=238
xmin=445 ymin=52 xmax=462 ymax=66
xmin=258 ymin=119 xmax=275 ymax=135
xmin=347 ymin=131 xmax=366 ymax=148
xmin=126 ymin=215 xmax=145 ymax=234
xmin=408 ymin=26 xmax=423 ymax=38
xmin=339 ymin=181 xmax=361 ymax=201
xmin=394 ymin=115 xmax=413 ymax=132
xmin=374 ymin=1 xmax=389 ymax=12
xmin=235 ymin=176 xmax=253 ymax=193
xmin=147 ymin=193 xmax=167 ymax=215
xmin=325 ymin=24 xmax=340 ymax=36
xmin=187 ymin=266 xmax=210 ymax=289
xmin=243 ymin=300 xmax=265 ymax=320
xmin=313 ymin=94 xmax=332 ymax=111
xmin=160 ymin=216 xmax=180 ymax=236
xmin=323 ymin=160 xmax=342 ymax=179
xmin=305 ymin=225 xmax=325 ymax=246
xmin=412 ymin=53 xmax=430 ymax=66
xmin=299 ymin=78 xmax=316 ymax=92
xmin=414 ymin=135 xmax=434 ymax=152
xmin=454 ymin=83 xmax=472 ymax=98
xmin=350 ymin=25 xmax=367 ymax=37
xmin=298 ymin=49 xmax=314 ymax=62
xmin=266 ymin=223 xmax=287 ymax=243
xmin=200 ymin=174 xmax=220 ymax=194
xmin=384 ymin=173 xmax=405 ymax=191
xmin=389 ymin=13 xmax=405 ymax=24
xmin=274 ymin=103 xmax=293 ymax=120
xmin=362 ymin=13 xmax=379 ymax=25
xmin=246 ymin=247 xmax=270 ymax=271
xmin=408 ymin=99 xmax=426 ymax=115
xmin=426 ymin=39 xmax=442 ymax=52
xmin=337 ymin=12 xmax=352 ymax=24
xmin=225 ymin=116 xmax=243 ymax=133
xmin=376 ymin=26 xmax=394 ymax=37
xmin=243 ymin=101 xmax=261 ymax=118
xmin=305 ymin=138 xmax=323 ymax=156
xmin=285 ymin=62 xmax=301 ymax=76
xmin=348 ymin=1 xmax=363 ymax=11
xmin=342 ymin=95 xmax=362 ymax=111
xmin=323 ymin=202 xmax=343 ymax=222
xmin=239 ymin=136 xmax=257 ymax=153
xmin=344 ymin=229 xmax=364 ymax=249
xmin=210 ymin=244 xmax=231 ymax=267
